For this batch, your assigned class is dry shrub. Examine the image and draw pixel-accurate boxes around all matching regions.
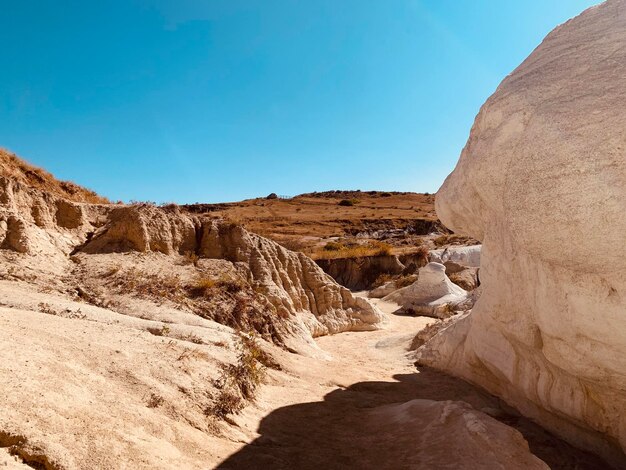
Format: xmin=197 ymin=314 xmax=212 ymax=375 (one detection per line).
xmin=109 ymin=268 xmax=186 ymax=303
xmin=101 ymin=265 xmax=121 ymax=277
xmin=413 ymin=245 xmax=429 ymax=261
xmin=323 ymin=241 xmax=344 ymax=251
xmin=372 ymin=273 xmax=417 ymax=289
xmin=147 ymin=324 xmax=170 ymax=337
xmin=434 ymin=233 xmax=477 ymax=247
xmin=372 ymin=273 xmax=393 ymax=288
xmin=188 ymin=275 xmax=244 ymax=298
xmin=181 ymin=251 xmax=200 ymax=267
xmin=182 ymin=333 xmax=204 ymax=344
xmin=208 ymin=332 xmax=268 ymax=419
xmin=146 ymin=393 xmax=164 ymax=408
xmin=338 ymin=199 xmax=356 ymax=206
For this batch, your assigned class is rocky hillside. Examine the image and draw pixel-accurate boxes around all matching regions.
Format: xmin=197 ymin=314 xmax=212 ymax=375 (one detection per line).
xmin=417 ymin=1 xmax=626 ymax=467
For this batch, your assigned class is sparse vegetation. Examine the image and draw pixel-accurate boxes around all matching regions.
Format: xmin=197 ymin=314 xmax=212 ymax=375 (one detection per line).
xmin=372 ymin=273 xmax=418 ymax=289
xmin=114 ymin=268 xmax=185 ymax=302
xmin=101 ymin=265 xmax=121 ymax=277
xmin=312 ymin=241 xmax=393 ymax=260
xmin=338 ymin=199 xmax=359 ymax=206
xmin=434 ymin=233 xmax=477 ymax=247
xmin=323 ymin=241 xmax=344 ymax=251
xmin=0 ymin=149 xmax=109 ymax=204
xmin=277 ymin=238 xmax=308 ymax=252
xmin=395 ymin=274 xmax=418 ymax=288
xmin=38 ymin=302 xmax=58 ymax=315
xmin=188 ymin=274 xmax=244 ymax=298
xmin=208 ymin=332 xmax=267 ymax=419
xmin=147 ymin=324 xmax=171 ymax=337
xmin=182 ymin=333 xmax=205 ymax=344
xmin=146 ymin=393 xmax=164 ymax=408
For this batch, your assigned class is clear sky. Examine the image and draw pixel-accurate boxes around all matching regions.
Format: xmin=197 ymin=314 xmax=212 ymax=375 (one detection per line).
xmin=1 ymin=0 xmax=599 ymax=203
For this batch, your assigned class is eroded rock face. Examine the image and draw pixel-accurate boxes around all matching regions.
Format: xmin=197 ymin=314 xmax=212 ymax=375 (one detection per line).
xmin=198 ymin=221 xmax=385 ymax=337
xmin=315 ymin=255 xmax=405 ymax=290
xmin=0 ymin=176 xmax=104 ymax=258
xmin=418 ymin=1 xmax=626 ymax=465
xmin=0 ymin=172 xmax=384 ymax=348
xmin=82 ymin=208 xmax=384 ymax=342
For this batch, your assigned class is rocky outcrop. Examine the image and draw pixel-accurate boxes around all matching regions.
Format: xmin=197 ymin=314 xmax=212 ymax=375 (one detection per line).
xmin=0 ymin=176 xmax=106 ymax=259
xmin=198 ymin=221 xmax=384 ymax=337
xmin=383 ymin=263 xmax=469 ymax=317
xmin=82 ymin=208 xmax=384 ymax=340
xmin=445 ymin=263 xmax=480 ymax=291
xmin=315 ymin=255 xmax=404 ymax=290
xmin=418 ymin=1 xmax=626 ymax=465
xmin=316 ymin=249 xmax=429 ymax=290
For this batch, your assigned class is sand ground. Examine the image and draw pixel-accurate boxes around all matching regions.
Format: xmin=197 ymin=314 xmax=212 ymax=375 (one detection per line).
xmin=216 ymin=296 xmax=607 ymax=469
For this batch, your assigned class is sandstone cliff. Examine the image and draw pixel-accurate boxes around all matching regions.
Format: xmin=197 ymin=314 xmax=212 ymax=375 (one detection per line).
xmin=417 ymin=1 xmax=626 ymax=466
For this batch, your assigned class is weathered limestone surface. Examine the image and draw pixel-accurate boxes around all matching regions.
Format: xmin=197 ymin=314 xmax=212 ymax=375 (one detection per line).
xmin=417 ymin=1 xmax=626 ymax=465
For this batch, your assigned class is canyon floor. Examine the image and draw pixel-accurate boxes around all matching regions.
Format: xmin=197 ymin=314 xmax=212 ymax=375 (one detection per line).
xmin=213 ymin=296 xmax=607 ymax=470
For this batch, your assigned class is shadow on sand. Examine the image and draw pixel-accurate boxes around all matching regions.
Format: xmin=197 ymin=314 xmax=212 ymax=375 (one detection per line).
xmin=216 ymin=367 xmax=608 ymax=470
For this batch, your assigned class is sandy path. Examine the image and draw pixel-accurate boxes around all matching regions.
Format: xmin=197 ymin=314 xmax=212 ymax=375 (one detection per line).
xmin=216 ymin=297 xmax=608 ymax=469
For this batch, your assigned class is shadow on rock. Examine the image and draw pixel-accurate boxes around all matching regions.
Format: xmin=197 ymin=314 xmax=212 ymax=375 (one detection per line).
xmin=216 ymin=368 xmax=609 ymax=470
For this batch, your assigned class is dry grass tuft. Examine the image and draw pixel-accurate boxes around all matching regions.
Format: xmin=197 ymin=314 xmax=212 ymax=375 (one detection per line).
xmin=187 ymin=274 xmax=245 ymax=298
xmin=433 ymin=233 xmax=477 ymax=247
xmin=0 ymin=148 xmax=109 ymax=204
xmin=312 ymin=241 xmax=393 ymax=260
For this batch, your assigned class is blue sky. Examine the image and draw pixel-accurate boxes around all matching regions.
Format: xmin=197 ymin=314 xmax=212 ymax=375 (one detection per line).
xmin=1 ymin=0 xmax=599 ymax=203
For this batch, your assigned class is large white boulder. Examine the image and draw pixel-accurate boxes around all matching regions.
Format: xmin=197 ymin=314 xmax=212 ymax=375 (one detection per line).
xmin=418 ymin=1 xmax=626 ymax=466
xmin=384 ymin=263 xmax=468 ymax=317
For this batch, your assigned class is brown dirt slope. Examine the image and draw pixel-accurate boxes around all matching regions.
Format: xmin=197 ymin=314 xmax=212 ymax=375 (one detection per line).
xmin=0 ymin=148 xmax=108 ymax=204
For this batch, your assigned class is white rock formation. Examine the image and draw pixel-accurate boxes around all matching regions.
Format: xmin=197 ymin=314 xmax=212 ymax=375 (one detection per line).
xmin=383 ymin=263 xmax=468 ymax=317
xmin=369 ymin=280 xmax=398 ymax=298
xmin=429 ymin=244 xmax=481 ymax=267
xmin=418 ymin=1 xmax=626 ymax=465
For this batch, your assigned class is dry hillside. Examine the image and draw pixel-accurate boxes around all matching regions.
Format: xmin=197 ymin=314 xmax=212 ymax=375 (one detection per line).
xmin=183 ymin=190 xmax=446 ymax=253
xmin=0 ymin=148 xmax=108 ymax=205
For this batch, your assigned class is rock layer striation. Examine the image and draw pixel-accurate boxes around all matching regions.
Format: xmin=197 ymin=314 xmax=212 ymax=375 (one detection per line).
xmin=418 ymin=1 xmax=626 ymax=465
